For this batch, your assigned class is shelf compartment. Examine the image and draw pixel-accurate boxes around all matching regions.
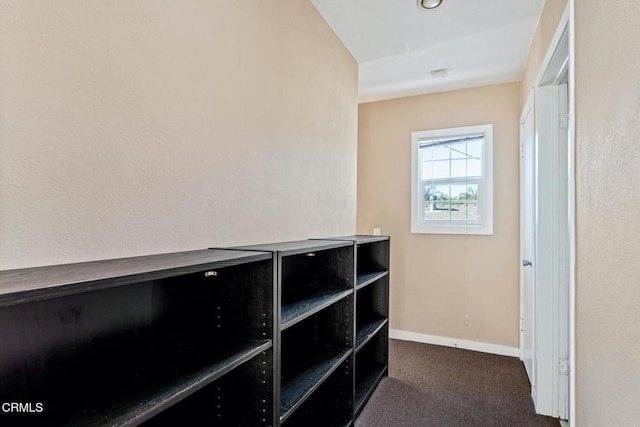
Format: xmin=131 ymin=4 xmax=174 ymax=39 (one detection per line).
xmin=356 ymin=270 xmax=388 ymax=291
xmin=280 ymin=296 xmax=354 ymax=423
xmin=280 ymin=347 xmax=352 ymax=423
xmin=143 ymin=347 xmax=273 ymax=426
xmin=282 ymin=287 xmax=352 ymax=330
xmin=280 ymin=244 xmax=354 ymax=322
xmin=282 ymin=357 xmax=353 ymax=427
xmin=85 ymin=340 xmax=273 ymax=427
xmin=356 ymin=318 xmax=388 ymax=352
xmin=355 ymin=323 xmax=388 ymax=418
xmin=354 ymin=364 xmax=387 ymax=417
xmin=356 ymin=277 xmax=389 ymax=346
xmin=355 ymin=240 xmax=389 ymax=280
xmin=0 ymin=258 xmax=274 ymax=427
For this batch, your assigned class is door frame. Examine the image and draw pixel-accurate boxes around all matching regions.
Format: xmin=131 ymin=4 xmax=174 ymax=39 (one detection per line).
xmin=519 ymin=2 xmax=575 ymax=423
xmin=519 ymin=89 xmax=535 ymax=384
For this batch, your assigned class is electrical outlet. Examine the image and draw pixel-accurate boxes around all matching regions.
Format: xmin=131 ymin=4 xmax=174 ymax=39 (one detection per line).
xmin=373 ymin=228 xmax=381 ymax=236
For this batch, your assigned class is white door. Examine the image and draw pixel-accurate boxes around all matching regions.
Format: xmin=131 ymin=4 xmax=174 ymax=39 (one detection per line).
xmin=520 ymin=95 xmax=535 ymax=387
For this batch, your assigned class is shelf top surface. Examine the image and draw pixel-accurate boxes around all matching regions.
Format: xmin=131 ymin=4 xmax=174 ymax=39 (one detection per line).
xmin=320 ymin=235 xmax=390 ymax=244
xmin=0 ymin=249 xmax=271 ymax=300
xmin=231 ymin=239 xmax=352 ymax=255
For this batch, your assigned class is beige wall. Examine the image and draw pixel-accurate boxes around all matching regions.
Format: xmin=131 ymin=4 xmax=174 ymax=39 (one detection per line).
xmin=520 ymin=0 xmax=568 ymax=109
xmin=357 ymin=83 xmax=521 ymax=348
xmin=0 ymin=1 xmax=358 ymax=269
xmin=575 ymin=1 xmax=640 ymax=424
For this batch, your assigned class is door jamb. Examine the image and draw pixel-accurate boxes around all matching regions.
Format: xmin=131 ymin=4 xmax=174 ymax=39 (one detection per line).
xmin=519 ymin=89 xmax=534 ymax=366
xmin=529 ymin=2 xmax=574 ymax=423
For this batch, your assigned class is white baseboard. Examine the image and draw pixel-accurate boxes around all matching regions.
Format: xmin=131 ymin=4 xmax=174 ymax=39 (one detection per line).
xmin=389 ymin=329 xmax=520 ymax=358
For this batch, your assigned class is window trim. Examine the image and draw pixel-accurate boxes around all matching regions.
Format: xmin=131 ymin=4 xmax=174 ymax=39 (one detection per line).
xmin=411 ymin=124 xmax=494 ymax=235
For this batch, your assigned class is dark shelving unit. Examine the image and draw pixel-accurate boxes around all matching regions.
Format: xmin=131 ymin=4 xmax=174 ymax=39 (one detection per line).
xmin=232 ymin=240 xmax=355 ymax=427
xmin=1 ymin=236 xmax=389 ymax=426
xmin=321 ymin=236 xmax=390 ymax=420
xmin=0 ymin=249 xmax=276 ymax=427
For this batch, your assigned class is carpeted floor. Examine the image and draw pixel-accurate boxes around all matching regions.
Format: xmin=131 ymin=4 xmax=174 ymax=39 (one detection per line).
xmin=356 ymin=340 xmax=559 ymax=427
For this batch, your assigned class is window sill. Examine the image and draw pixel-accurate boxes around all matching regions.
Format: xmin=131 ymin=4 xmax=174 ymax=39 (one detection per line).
xmin=411 ymin=223 xmax=493 ymax=235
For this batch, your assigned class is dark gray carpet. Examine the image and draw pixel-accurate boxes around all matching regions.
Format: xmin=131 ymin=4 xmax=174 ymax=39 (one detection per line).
xmin=356 ymin=340 xmax=559 ymax=427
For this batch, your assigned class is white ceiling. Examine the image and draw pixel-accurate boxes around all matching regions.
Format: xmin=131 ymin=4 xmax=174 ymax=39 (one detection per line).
xmin=311 ymin=0 xmax=545 ymax=103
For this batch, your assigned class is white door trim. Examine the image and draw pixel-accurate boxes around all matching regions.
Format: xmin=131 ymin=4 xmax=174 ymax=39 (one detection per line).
xmin=519 ymin=90 xmax=535 ymax=381
xmin=567 ymin=2 xmax=576 ymax=424
xmin=527 ymin=2 xmax=574 ymax=422
xmin=519 ymin=91 xmax=533 ymax=365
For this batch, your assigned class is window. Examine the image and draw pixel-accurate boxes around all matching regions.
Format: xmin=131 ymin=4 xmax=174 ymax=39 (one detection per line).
xmin=411 ymin=124 xmax=493 ymax=235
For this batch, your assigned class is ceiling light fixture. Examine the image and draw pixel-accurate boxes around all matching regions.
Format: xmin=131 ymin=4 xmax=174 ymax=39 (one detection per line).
xmin=417 ymin=0 xmax=446 ymax=10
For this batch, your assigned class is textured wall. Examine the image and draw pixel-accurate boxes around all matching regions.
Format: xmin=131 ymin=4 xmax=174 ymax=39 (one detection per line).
xmin=357 ymin=82 xmax=521 ymax=348
xmin=0 ymin=1 xmax=358 ymax=269
xmin=575 ymin=1 xmax=640 ymax=424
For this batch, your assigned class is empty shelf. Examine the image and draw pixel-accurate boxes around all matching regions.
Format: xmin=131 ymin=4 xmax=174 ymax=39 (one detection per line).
xmin=282 ymin=288 xmax=353 ymax=330
xmin=356 ymin=318 xmax=388 ymax=352
xmin=355 ymin=364 xmax=387 ymax=416
xmin=60 ymin=340 xmax=272 ymax=427
xmin=280 ymin=348 xmax=352 ymax=423
xmin=356 ymin=271 xmax=388 ymax=291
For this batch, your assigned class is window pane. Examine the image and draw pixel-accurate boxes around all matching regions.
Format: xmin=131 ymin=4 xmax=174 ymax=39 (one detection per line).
xmin=450 ymin=160 xmax=467 ymax=178
xmin=451 ymin=201 xmax=478 ymax=221
xmin=424 ymin=200 xmax=451 ymax=221
xmin=432 ymin=145 xmax=450 ymax=161
xmin=459 ymin=184 xmax=478 ymax=200
xmin=467 ymin=139 xmax=482 ymax=159
xmin=422 ymin=161 xmax=433 ymax=180
xmin=449 ymin=141 xmax=467 ymax=159
xmin=421 ymin=146 xmax=433 ymax=161
xmin=431 ymin=160 xmax=449 ymax=179
xmin=423 ymin=184 xmax=451 ymax=221
xmin=450 ymin=184 xmax=468 ymax=200
xmin=467 ymin=159 xmax=482 ymax=177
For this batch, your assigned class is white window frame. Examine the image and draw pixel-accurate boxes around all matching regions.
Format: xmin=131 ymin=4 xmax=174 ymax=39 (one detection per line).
xmin=411 ymin=124 xmax=493 ymax=235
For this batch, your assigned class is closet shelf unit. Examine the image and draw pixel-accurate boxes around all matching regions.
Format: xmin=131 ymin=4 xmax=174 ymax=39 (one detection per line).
xmin=232 ymin=240 xmax=356 ymax=427
xmin=322 ymin=236 xmax=390 ymax=418
xmin=1 ymin=235 xmax=389 ymax=426
xmin=0 ymin=249 xmax=276 ymax=427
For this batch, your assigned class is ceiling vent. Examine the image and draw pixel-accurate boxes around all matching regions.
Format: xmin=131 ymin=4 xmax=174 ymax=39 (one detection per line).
xmin=430 ymin=68 xmax=448 ymax=79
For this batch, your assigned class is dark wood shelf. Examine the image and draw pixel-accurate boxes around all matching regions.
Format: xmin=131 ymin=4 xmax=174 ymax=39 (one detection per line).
xmin=0 ymin=249 xmax=276 ymax=426
xmin=356 ymin=318 xmax=388 ymax=352
xmin=355 ymin=364 xmax=387 ymax=416
xmin=282 ymin=288 xmax=353 ymax=330
xmin=0 ymin=249 xmax=271 ymax=307
xmin=58 ymin=340 xmax=272 ymax=426
xmin=280 ymin=347 xmax=352 ymax=423
xmin=317 ymin=235 xmax=390 ymax=244
xmin=232 ymin=239 xmax=352 ymax=257
xmin=356 ymin=271 xmax=388 ymax=291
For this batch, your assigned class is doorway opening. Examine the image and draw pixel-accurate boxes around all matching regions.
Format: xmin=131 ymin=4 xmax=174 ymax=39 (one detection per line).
xmin=519 ymin=4 xmax=574 ymax=423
